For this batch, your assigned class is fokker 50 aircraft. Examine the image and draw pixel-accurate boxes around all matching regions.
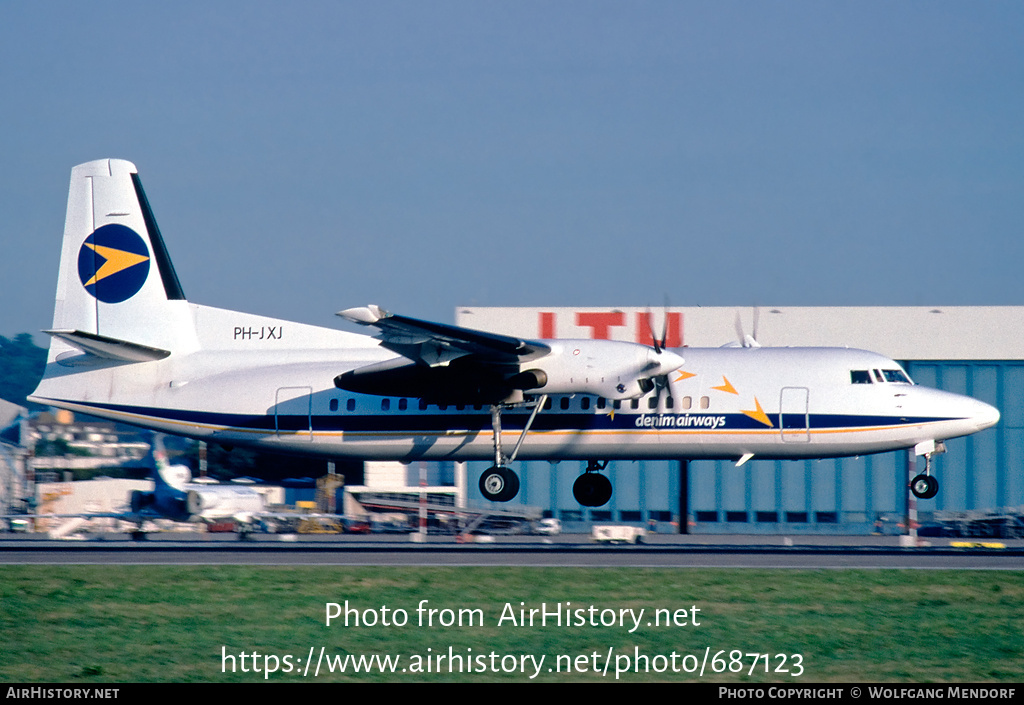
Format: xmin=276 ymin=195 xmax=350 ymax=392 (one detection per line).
xmin=29 ymin=159 xmax=1000 ymax=507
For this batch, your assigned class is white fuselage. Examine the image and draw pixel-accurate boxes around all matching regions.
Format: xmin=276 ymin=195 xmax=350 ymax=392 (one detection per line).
xmin=31 ymin=303 xmax=999 ymax=465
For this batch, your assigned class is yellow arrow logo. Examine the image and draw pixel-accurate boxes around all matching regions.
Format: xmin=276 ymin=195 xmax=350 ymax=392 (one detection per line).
xmin=712 ymin=376 xmax=738 ymax=395
xmin=741 ymin=397 xmax=774 ymax=428
xmin=82 ymin=243 xmax=150 ymax=287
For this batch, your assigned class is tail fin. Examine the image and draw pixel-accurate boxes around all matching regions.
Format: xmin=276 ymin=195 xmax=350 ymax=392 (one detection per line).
xmin=47 ymin=159 xmax=197 ymax=360
xmin=137 ymin=432 xmax=192 ymax=489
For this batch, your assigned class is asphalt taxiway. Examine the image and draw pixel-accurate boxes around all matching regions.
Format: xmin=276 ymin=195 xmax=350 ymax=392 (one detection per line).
xmin=2 ymin=533 xmax=1022 ymax=569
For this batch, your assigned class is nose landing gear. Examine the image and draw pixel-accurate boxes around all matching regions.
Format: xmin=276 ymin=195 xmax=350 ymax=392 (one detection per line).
xmin=909 ymin=441 xmax=944 ymax=500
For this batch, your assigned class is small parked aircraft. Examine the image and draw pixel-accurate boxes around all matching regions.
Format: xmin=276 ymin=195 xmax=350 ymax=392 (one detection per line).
xmin=1 ymin=434 xmax=267 ymax=536
xmin=126 ymin=434 xmax=266 ymax=527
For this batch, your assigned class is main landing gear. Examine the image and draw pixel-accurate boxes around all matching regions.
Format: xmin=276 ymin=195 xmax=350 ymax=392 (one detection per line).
xmin=479 ymin=396 xmax=546 ymax=503
xmin=573 ymin=461 xmax=612 ymax=507
xmin=477 ymin=396 xmax=614 ymax=507
xmin=909 ymin=441 xmax=945 ymax=500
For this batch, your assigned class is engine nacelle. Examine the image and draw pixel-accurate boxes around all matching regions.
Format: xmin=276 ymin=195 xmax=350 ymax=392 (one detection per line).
xmin=507 ymin=368 xmax=548 ymax=391
xmin=336 ymin=356 xmax=520 ymax=404
xmin=185 ymin=490 xmax=203 ymax=515
xmin=334 ymin=340 xmax=682 ymax=404
xmin=519 ymin=340 xmax=683 ymax=400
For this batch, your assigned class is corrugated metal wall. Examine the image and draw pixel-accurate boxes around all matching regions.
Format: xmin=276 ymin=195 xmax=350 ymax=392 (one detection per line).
xmin=468 ymin=361 xmax=1021 ymax=534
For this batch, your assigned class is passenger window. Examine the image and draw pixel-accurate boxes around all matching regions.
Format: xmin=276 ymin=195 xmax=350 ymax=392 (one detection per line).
xmin=681 ymin=396 xmax=692 ymax=410
xmin=613 ymin=400 xmax=622 ymax=410
xmin=700 ymin=396 xmax=710 ymax=409
xmin=665 ymin=396 xmax=674 ymax=409
xmin=544 ymin=398 xmax=553 ymax=410
xmin=560 ymin=397 xmax=570 ymax=410
xmin=851 ymin=370 xmax=872 ymax=384
xmin=381 ymin=398 xmax=390 ymax=411
xmin=648 ymin=397 xmax=658 ymax=409
xmin=329 ymin=398 xmax=339 ymax=412
xmin=581 ymin=397 xmax=591 ymax=410
xmin=398 ymin=398 xmax=408 ymax=411
xmin=630 ymin=399 xmax=640 ymax=410
xmin=419 ymin=399 xmax=428 ymax=410
xmin=346 ymin=398 xmax=356 ymax=412
xmin=597 ymin=398 xmax=607 ymax=410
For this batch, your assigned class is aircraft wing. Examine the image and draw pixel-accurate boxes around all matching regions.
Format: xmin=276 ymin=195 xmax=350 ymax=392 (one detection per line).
xmin=338 ymin=305 xmax=550 ymax=366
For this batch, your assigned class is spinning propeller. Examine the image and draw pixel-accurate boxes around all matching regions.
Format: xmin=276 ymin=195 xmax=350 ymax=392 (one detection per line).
xmin=728 ymin=307 xmax=762 ymax=348
xmin=642 ymin=302 xmax=681 ymax=404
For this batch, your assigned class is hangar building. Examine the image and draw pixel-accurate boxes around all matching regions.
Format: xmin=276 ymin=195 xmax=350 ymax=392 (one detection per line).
xmin=454 ymin=306 xmax=1024 ymax=535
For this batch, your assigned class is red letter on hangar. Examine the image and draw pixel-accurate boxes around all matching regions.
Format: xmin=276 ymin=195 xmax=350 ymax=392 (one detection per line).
xmin=576 ymin=311 xmax=626 ymax=339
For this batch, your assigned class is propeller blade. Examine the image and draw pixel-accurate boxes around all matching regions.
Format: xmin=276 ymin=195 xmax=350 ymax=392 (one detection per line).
xmin=659 ymin=296 xmax=671 ymax=351
xmin=643 ymin=306 xmax=662 ymax=353
xmin=734 ymin=308 xmax=762 ymax=348
xmin=644 ymin=298 xmax=672 ymax=353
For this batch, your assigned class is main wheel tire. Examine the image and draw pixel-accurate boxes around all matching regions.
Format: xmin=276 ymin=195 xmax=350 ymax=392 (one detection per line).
xmin=573 ymin=473 xmax=612 ymax=507
xmin=479 ymin=466 xmax=520 ymax=502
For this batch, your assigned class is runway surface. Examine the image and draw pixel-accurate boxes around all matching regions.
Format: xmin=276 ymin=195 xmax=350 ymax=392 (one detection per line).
xmin=2 ymin=534 xmax=1023 ymax=569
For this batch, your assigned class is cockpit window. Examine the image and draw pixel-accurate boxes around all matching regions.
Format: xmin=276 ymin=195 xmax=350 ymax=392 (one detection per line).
xmin=852 ymin=369 xmax=913 ymax=384
xmin=883 ymin=369 xmax=912 ymax=384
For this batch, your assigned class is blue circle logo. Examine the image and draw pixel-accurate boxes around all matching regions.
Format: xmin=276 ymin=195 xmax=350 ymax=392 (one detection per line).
xmin=77 ymin=224 xmax=151 ymax=304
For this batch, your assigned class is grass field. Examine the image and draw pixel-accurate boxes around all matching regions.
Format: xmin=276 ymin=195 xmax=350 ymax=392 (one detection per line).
xmin=1 ymin=566 xmax=1022 ymax=682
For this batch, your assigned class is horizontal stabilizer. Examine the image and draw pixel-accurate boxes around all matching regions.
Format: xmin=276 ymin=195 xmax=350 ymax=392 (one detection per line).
xmin=44 ymin=329 xmax=171 ymax=362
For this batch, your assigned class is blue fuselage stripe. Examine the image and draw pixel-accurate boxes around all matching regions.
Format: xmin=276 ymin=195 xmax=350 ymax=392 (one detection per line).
xmin=55 ymin=400 xmax=956 ymax=434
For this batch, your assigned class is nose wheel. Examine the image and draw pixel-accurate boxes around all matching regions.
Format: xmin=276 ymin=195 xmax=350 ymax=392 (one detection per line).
xmin=910 ymin=473 xmax=938 ymax=500
xmin=909 ymin=449 xmax=940 ymax=499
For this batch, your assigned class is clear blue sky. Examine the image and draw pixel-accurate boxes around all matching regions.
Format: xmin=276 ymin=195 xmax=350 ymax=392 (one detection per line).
xmin=2 ymin=2 xmax=1022 ymax=341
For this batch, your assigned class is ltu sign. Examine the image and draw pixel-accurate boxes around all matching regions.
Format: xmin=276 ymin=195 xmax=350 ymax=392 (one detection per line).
xmin=539 ymin=311 xmax=682 ymax=346
xmin=455 ymin=308 xmax=685 ymax=346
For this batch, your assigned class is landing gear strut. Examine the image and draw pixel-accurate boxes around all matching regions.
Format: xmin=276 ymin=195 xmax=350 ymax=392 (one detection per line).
xmin=478 ymin=396 xmax=547 ymax=503
xmin=573 ymin=460 xmax=613 ymax=507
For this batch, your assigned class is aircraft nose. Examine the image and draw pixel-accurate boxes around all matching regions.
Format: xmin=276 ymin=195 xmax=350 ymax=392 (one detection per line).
xmin=972 ymin=400 xmax=1000 ymax=432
